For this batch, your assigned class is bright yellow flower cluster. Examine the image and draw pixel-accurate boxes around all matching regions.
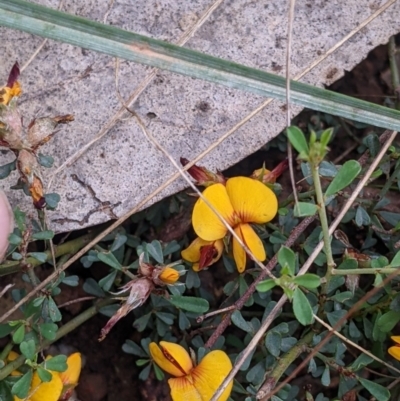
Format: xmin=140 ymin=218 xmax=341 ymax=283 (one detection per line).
xmin=182 ymin=176 xmax=278 ymax=272
xmin=9 ymin=352 xmax=81 ymax=401
xmin=150 ymin=341 xmax=232 ymax=401
xmin=388 ymin=336 xmax=400 ymax=361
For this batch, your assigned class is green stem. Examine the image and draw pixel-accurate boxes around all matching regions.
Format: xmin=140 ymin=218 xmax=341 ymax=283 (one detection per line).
xmin=311 ymin=163 xmax=335 ymax=294
xmin=0 ymin=297 xmax=115 ymax=380
xmin=0 ymin=229 xmax=100 ymax=276
xmin=0 ymin=342 xmax=14 ymax=361
xmin=332 ymin=267 xmax=400 ymax=275
xmin=259 ymin=331 xmax=314 ymax=392
xmin=389 ymin=36 xmax=400 ymax=110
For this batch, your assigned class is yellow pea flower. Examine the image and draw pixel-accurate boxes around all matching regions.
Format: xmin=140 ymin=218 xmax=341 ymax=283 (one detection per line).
xmin=181 ymin=237 xmax=224 ymax=271
xmin=388 ymin=336 xmax=400 ymax=361
xmin=192 ymin=177 xmax=278 ymax=272
xmin=149 ymin=341 xmax=233 ymax=401
xmin=158 ymin=266 xmax=180 ymax=285
xmin=11 ymin=352 xmax=82 ymax=401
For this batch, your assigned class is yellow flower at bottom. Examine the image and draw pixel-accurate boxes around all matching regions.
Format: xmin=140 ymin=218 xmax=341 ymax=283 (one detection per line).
xmin=388 ymin=336 xmax=400 ymax=361
xmin=192 ymin=177 xmax=278 ymax=272
xmin=150 ymin=341 xmax=233 ymax=401
xmin=181 ymin=237 xmax=224 ymax=271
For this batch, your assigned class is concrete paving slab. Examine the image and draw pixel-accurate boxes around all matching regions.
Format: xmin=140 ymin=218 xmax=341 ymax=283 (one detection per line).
xmin=0 ymin=0 xmax=398 ymax=232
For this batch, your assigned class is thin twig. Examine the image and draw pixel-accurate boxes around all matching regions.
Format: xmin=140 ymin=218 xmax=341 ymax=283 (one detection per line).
xmin=209 ymin=131 xmax=397 ymax=401
xmin=47 ymin=0 xmax=226 ymax=189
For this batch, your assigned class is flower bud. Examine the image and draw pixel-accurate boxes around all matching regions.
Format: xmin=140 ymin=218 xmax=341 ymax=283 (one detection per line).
xmin=180 ymin=157 xmax=226 ymax=187
xmin=156 ymin=266 xmax=180 ymax=285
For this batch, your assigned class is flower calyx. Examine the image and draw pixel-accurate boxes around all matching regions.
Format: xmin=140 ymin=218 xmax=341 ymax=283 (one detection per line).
xmin=180 ymin=157 xmax=226 ymax=187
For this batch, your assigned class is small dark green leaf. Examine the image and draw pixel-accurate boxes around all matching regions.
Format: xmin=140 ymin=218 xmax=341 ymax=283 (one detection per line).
xmin=256 ymin=279 xmax=276 ymax=293
xmin=326 ymin=310 xmax=347 ymax=330
xmin=294 ymin=202 xmax=318 ymax=217
xmin=349 ymin=354 xmax=373 ymax=372
xmin=0 ymin=323 xmax=14 ymax=338
xmin=29 ymin=252 xmax=47 ymax=263
xmin=133 ymin=313 xmax=152 ymax=332
xmin=110 ymin=234 xmax=127 ymax=252
xmin=293 ymin=274 xmax=321 ymax=289
xmin=168 ymin=296 xmax=209 ymax=313
xmin=265 ymin=331 xmax=281 ymax=357
xmin=231 ymin=311 xmax=253 ymax=333
xmin=44 ymin=355 xmax=67 ymax=372
xmin=292 ymin=288 xmax=313 ymax=325
xmin=97 ymin=251 xmax=122 ymax=271
xmin=39 ymin=323 xmax=58 ymax=340
xmin=139 ymin=363 xmax=152 ymax=381
xmin=146 ymin=240 xmax=164 ymax=264
xmin=20 ymin=339 xmax=36 ymax=361
xmin=287 ymin=126 xmax=309 ymax=158
xmin=61 ymin=275 xmax=79 ymax=287
xmin=83 ymin=278 xmax=106 ymax=297
xmin=37 ymin=153 xmax=54 ymax=168
xmin=355 ymin=206 xmax=370 ymax=227
xmin=358 ymin=378 xmax=390 ymax=401
xmin=122 ymin=339 xmax=147 ymax=357
xmin=98 ymin=270 xmax=117 ymax=291
xmin=37 ymin=367 xmax=52 ymax=382
xmin=0 ymin=160 xmax=16 ymax=179
xmin=31 ymin=230 xmax=54 ymax=240
xmin=156 ymin=312 xmax=175 ymax=325
xmin=46 ymin=297 xmax=62 ymax=322
xmin=278 ymin=246 xmax=296 ymax=276
xmin=325 ymin=160 xmax=361 ymax=197
xmin=12 ymin=325 xmax=25 ymax=344
xmin=8 ymin=233 xmax=22 ymax=245
xmin=321 ymin=365 xmax=330 ymax=386
xmin=44 ymin=193 xmax=60 ymax=209
xmin=376 ymin=311 xmax=400 ymax=332
xmin=11 ymin=370 xmax=32 ymax=399
xmin=178 ymin=310 xmax=191 ymax=330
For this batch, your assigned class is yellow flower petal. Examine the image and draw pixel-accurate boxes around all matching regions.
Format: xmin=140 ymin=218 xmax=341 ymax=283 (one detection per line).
xmin=168 ymin=350 xmax=232 ymax=401
xmin=159 ymin=267 xmax=180 ymax=285
xmin=391 ymin=336 xmax=400 ymax=345
xmin=192 ymin=184 xmax=235 ymax=241
xmin=29 ymin=370 xmax=63 ymax=401
xmin=233 ymin=224 xmax=266 ymax=272
xmin=226 ymin=177 xmax=278 ymax=224
xmin=182 ymin=237 xmax=224 ymax=271
xmin=149 ymin=342 xmax=193 ymax=377
xmin=59 ymin=353 xmax=81 ymax=386
xmin=388 ymin=345 xmax=400 ymax=361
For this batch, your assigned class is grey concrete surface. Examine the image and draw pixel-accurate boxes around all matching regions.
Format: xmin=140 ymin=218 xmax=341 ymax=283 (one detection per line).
xmin=0 ymin=0 xmax=398 ymax=232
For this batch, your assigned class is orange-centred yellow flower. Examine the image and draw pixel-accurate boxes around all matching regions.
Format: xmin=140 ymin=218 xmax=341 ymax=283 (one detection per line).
xmin=388 ymin=336 xmax=400 ymax=361
xmin=181 ymin=237 xmax=224 ymax=271
xmin=149 ymin=341 xmax=233 ymax=401
xmin=192 ymin=177 xmax=278 ymax=272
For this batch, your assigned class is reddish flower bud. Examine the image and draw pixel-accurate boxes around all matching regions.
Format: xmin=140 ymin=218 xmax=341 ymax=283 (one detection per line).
xmin=180 ymin=157 xmax=226 ymax=187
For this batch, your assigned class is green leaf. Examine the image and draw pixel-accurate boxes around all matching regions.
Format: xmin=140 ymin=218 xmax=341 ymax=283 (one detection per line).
xmin=287 ymin=126 xmax=309 ymax=157
xmin=122 ymin=339 xmax=147 ymax=357
xmin=37 ymin=153 xmax=54 ymax=168
xmin=390 ymin=250 xmax=400 ymax=267
xmin=83 ymin=278 xmax=106 ymax=297
xmin=265 ymin=331 xmax=281 ymax=357
xmin=133 ymin=313 xmax=152 ymax=332
xmin=355 ymin=206 xmax=370 ymax=227
xmin=20 ymin=339 xmax=36 ymax=361
xmin=321 ymin=365 xmax=330 ymax=386
xmin=12 ymin=325 xmax=25 ymax=344
xmin=61 ymin=275 xmax=79 ymax=287
xmin=294 ymin=202 xmax=318 ymax=217
xmin=278 ymin=246 xmax=296 ymax=276
xmin=376 ymin=311 xmax=400 ymax=332
xmin=37 ymin=367 xmax=52 ymax=382
xmin=256 ymin=279 xmax=276 ymax=293
xmin=349 ymin=354 xmax=373 ymax=372
xmin=293 ymin=274 xmax=321 ymax=289
xmin=325 ymin=160 xmax=361 ymax=197
xmin=0 ymin=160 xmax=16 ymax=179
xmin=43 ymin=355 xmax=67 ymax=372
xmin=110 ymin=234 xmax=127 ymax=252
xmin=231 ymin=311 xmax=253 ymax=333
xmin=3 ymin=2 xmax=400 ymax=132
xmin=146 ymin=240 xmax=164 ymax=264
xmin=28 ymin=252 xmax=48 ymax=263
xmin=11 ymin=370 xmax=32 ymax=399
xmin=44 ymin=193 xmax=60 ymax=209
xmin=292 ymin=288 xmax=314 ymax=325
xmin=44 ymin=297 xmax=62 ymax=322
xmin=39 ymin=323 xmax=58 ymax=340
xmin=97 ymin=251 xmax=122 ymax=270
xmin=31 ymin=230 xmax=54 ymax=240
xmin=0 ymin=323 xmax=14 ymax=338
xmin=98 ymin=270 xmax=117 ymax=291
xmin=320 ymin=128 xmax=333 ymax=147
xmin=168 ymin=296 xmax=209 ymax=313
xmin=358 ymin=378 xmax=390 ymax=401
